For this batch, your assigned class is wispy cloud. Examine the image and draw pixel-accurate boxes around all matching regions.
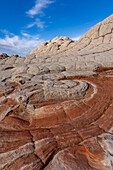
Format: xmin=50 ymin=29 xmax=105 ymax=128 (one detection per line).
xmin=0 ymin=31 xmax=43 ymax=56
xmin=27 ymin=18 xmax=45 ymax=29
xmin=0 ymin=29 xmax=15 ymax=36
xmin=72 ymin=36 xmax=82 ymax=41
xmin=26 ymin=0 xmax=54 ymax=18
xmin=26 ymin=0 xmax=55 ymax=29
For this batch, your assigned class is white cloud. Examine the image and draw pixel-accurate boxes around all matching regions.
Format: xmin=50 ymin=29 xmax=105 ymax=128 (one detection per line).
xmin=21 ymin=32 xmax=31 ymax=37
xmin=26 ymin=0 xmax=54 ymax=18
xmin=26 ymin=0 xmax=55 ymax=29
xmin=0 ymin=31 xmax=44 ymax=56
xmin=72 ymin=36 xmax=81 ymax=41
xmin=27 ymin=18 xmax=45 ymax=29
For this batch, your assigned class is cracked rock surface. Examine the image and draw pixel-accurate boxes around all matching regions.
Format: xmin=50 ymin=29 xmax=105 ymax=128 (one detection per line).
xmin=0 ymin=15 xmax=113 ymax=169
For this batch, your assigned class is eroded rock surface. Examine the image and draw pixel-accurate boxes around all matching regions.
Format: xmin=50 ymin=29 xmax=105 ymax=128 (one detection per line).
xmin=31 ymin=14 xmax=113 ymax=59
xmin=0 ymin=15 xmax=113 ymax=170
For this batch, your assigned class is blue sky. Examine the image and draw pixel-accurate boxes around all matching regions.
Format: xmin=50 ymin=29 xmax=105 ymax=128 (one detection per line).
xmin=0 ymin=0 xmax=113 ymax=56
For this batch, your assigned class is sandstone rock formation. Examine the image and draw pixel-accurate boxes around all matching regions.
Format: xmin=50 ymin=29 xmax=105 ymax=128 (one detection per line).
xmin=0 ymin=53 xmax=9 ymax=59
xmin=30 ymin=36 xmax=76 ymax=56
xmin=0 ymin=15 xmax=113 ymax=169
xmin=0 ymin=53 xmax=19 ymax=59
xmin=31 ymin=14 xmax=113 ymax=59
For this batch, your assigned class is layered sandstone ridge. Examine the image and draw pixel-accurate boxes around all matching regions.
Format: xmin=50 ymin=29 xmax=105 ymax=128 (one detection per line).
xmin=0 ymin=15 xmax=113 ymax=169
xmin=31 ymin=14 xmax=113 ymax=59
xmin=31 ymin=36 xmax=76 ymax=56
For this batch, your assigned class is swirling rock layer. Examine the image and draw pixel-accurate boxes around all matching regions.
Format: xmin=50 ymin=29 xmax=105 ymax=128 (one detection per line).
xmin=0 ymin=67 xmax=113 ymax=169
xmin=0 ymin=14 xmax=113 ymax=170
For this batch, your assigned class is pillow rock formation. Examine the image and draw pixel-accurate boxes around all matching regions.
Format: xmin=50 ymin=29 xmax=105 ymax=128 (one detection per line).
xmin=0 ymin=15 xmax=113 ymax=170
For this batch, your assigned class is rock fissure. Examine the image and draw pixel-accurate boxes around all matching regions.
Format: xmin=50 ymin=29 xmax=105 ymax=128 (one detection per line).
xmin=29 ymin=130 xmax=45 ymax=168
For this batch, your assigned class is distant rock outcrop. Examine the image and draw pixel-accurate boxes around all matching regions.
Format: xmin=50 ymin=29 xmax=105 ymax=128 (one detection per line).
xmin=31 ymin=36 xmax=76 ymax=56
xmin=0 ymin=53 xmax=19 ymax=59
xmin=0 ymin=15 xmax=113 ymax=169
xmin=0 ymin=53 xmax=9 ymax=59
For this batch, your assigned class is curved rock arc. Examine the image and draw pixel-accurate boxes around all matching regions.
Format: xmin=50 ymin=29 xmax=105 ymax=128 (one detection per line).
xmin=0 ymin=70 xmax=113 ymax=169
